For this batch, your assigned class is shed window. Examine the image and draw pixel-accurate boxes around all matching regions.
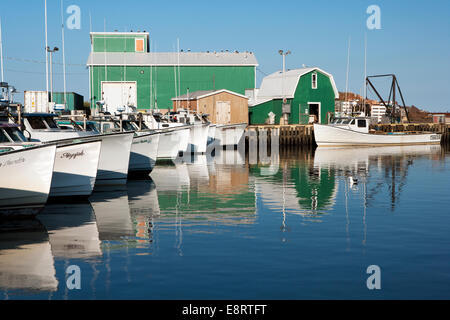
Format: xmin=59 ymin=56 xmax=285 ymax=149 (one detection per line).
xmin=135 ymin=39 xmax=144 ymax=52
xmin=312 ymin=73 xmax=318 ymax=89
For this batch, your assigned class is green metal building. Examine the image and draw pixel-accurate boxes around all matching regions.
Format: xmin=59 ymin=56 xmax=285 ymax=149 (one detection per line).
xmin=248 ymin=67 xmax=339 ymax=125
xmin=51 ymin=92 xmax=84 ymax=111
xmin=87 ymin=32 xmax=258 ymax=113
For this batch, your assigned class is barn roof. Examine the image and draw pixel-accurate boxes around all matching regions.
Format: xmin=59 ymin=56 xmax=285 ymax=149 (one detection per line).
xmin=172 ymin=89 xmax=248 ymax=101
xmin=256 ymin=67 xmax=339 ymax=100
xmin=87 ymin=51 xmax=258 ymax=67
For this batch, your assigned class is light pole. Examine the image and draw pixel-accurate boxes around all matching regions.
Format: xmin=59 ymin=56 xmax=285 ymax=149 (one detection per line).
xmin=46 ymin=46 xmax=59 ymax=106
xmin=278 ymin=50 xmax=291 ymax=124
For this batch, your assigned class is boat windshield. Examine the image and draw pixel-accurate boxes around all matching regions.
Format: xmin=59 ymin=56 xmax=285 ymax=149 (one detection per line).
xmin=27 ymin=117 xmax=47 ymax=129
xmin=3 ymin=127 xmax=27 ymax=142
xmin=119 ymin=121 xmax=136 ymax=132
xmin=341 ymin=119 xmax=352 ymax=124
xmin=85 ymin=123 xmax=100 ymax=133
xmin=44 ymin=117 xmax=59 ymax=129
xmin=0 ymin=129 xmax=11 ymax=142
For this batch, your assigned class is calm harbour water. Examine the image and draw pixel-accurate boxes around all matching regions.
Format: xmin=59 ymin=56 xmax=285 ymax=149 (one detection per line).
xmin=1 ymin=145 xmax=449 ymax=300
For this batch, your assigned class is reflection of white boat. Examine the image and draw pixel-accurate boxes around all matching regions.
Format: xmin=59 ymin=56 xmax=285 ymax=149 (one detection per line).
xmin=0 ymin=223 xmax=58 ymax=292
xmin=127 ymin=180 xmax=160 ymax=217
xmin=39 ymin=203 xmax=102 ymax=259
xmin=314 ymin=117 xmax=442 ymax=146
xmin=90 ymin=191 xmax=134 ymax=240
xmin=313 ymin=144 xmax=442 ymax=169
xmin=0 ymin=144 xmax=56 ymax=216
xmin=151 ymin=163 xmax=190 ymax=191
xmin=215 ymin=123 xmax=247 ymax=147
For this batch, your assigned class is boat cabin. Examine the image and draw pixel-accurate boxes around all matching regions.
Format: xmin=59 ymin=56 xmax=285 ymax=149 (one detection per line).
xmin=329 ymin=117 xmax=369 ymax=133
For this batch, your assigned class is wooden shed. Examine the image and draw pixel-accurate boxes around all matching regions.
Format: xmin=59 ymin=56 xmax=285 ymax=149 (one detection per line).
xmin=172 ymin=89 xmax=249 ymax=124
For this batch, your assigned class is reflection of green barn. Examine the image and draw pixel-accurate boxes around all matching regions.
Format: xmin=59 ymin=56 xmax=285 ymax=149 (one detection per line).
xmin=248 ymin=67 xmax=339 ymax=125
xmin=251 ymin=162 xmax=337 ymax=213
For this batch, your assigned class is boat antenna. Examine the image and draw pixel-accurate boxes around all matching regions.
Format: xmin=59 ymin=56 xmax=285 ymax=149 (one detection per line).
xmin=0 ymin=17 xmax=4 ymax=83
xmin=89 ymin=11 xmax=94 ymax=112
xmin=61 ymin=0 xmax=67 ymax=109
xmin=44 ymin=0 xmax=49 ymax=113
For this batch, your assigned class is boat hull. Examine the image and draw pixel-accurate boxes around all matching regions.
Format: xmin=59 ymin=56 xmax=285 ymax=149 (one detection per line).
xmin=79 ymin=132 xmax=134 ymax=185
xmin=0 ymin=145 xmax=56 ymax=217
xmin=49 ymin=140 xmax=101 ymax=198
xmin=156 ymin=127 xmax=190 ymax=160
xmin=187 ymin=123 xmax=210 ymax=154
xmin=313 ymin=124 xmax=442 ymax=146
xmin=129 ymin=132 xmax=160 ymax=175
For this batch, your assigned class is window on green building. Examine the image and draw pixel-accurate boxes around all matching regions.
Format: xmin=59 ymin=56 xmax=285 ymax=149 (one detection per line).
xmin=312 ymin=73 xmax=318 ymax=89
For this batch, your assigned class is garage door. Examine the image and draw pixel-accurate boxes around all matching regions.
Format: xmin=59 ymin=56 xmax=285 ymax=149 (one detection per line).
xmin=102 ymin=82 xmax=137 ymax=114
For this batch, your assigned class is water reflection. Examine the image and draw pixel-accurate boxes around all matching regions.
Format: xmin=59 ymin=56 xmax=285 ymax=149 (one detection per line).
xmin=0 ymin=145 xmax=448 ymax=297
xmin=0 ymin=220 xmax=58 ymax=294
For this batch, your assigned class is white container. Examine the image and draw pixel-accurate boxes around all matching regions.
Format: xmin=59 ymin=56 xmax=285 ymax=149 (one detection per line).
xmin=24 ymin=91 xmax=49 ymax=113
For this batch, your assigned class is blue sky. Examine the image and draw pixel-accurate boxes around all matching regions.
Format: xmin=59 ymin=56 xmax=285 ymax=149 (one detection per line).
xmin=1 ymin=0 xmax=449 ymax=111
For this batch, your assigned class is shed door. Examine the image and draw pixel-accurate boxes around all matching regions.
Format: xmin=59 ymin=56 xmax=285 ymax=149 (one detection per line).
xmin=102 ymin=82 xmax=137 ymax=114
xmin=216 ymin=101 xmax=231 ymax=124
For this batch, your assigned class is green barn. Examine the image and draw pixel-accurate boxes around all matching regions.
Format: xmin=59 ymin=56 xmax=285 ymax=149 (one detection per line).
xmin=87 ymin=32 xmax=258 ymax=114
xmin=248 ymin=67 xmax=339 ymax=125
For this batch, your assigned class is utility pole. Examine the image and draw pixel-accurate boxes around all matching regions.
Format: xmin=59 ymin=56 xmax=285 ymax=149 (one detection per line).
xmin=278 ymin=49 xmax=291 ymax=124
xmin=47 ymin=46 xmax=59 ymax=106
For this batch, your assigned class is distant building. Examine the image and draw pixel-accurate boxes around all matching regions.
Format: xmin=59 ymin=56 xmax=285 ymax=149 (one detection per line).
xmin=86 ymin=32 xmax=258 ymax=115
xmin=371 ymin=104 xmax=387 ymax=123
xmin=171 ymin=89 xmax=249 ymax=125
xmin=335 ymin=100 xmax=358 ymax=117
xmin=429 ymin=113 xmax=450 ymax=124
xmin=248 ymin=67 xmax=339 ymax=125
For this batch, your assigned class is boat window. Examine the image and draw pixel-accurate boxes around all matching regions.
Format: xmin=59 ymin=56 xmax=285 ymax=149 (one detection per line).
xmin=350 ymin=119 xmax=356 ymax=125
xmin=358 ymin=119 xmax=367 ymax=128
xmin=342 ymin=119 xmax=351 ymax=124
xmin=27 ymin=117 xmax=47 ymax=130
xmin=0 ymin=129 xmax=11 ymax=142
xmin=138 ymin=121 xmax=149 ymax=130
xmin=102 ymin=123 xmax=111 ymax=132
xmin=122 ymin=121 xmax=135 ymax=131
xmin=3 ymin=127 xmax=27 ymax=142
xmin=86 ymin=123 xmax=100 ymax=133
xmin=44 ymin=117 xmax=59 ymax=129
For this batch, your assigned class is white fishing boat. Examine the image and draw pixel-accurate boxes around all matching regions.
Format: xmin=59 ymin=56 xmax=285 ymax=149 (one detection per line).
xmin=18 ymin=113 xmax=134 ymax=185
xmin=1 ymin=122 xmax=104 ymax=197
xmin=62 ymin=117 xmax=160 ymax=176
xmin=214 ymin=123 xmax=247 ymax=147
xmin=143 ymin=113 xmax=192 ymax=158
xmin=314 ymin=117 xmax=442 ymax=147
xmin=0 ymin=144 xmax=56 ymax=217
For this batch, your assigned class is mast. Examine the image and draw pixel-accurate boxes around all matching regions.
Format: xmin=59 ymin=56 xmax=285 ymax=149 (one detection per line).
xmin=61 ymin=0 xmax=67 ymax=109
xmin=363 ymin=33 xmax=367 ymax=116
xmin=89 ymin=11 xmax=93 ymax=111
xmin=173 ymin=43 xmax=177 ymax=112
xmin=0 ymin=17 xmax=4 ymax=83
xmin=44 ymin=0 xmax=49 ymax=113
xmin=177 ymin=38 xmax=181 ymax=111
xmin=345 ymin=36 xmax=351 ymax=113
